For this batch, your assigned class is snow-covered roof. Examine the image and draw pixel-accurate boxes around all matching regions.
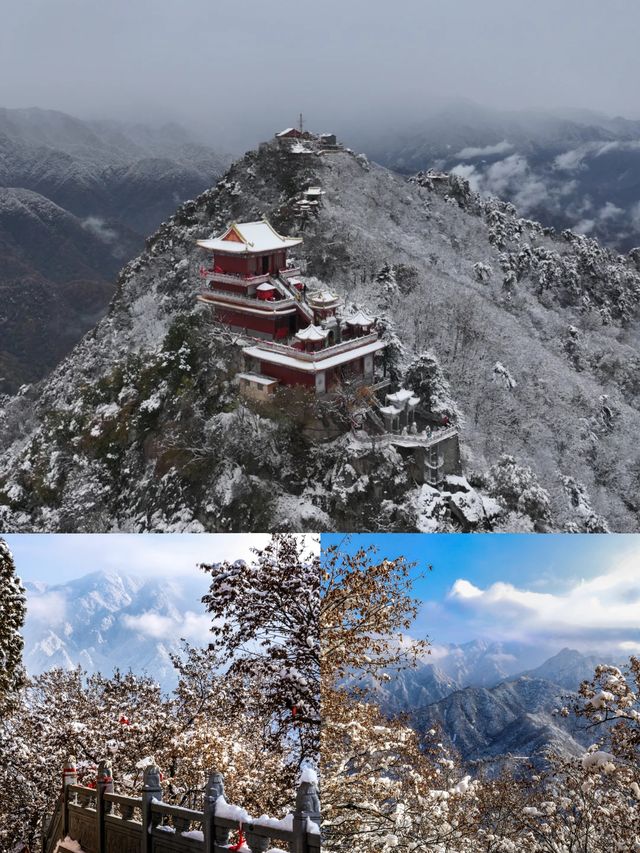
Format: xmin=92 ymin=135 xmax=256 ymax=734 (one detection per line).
xmin=408 ymin=395 xmax=421 ymax=407
xmin=308 ymin=290 xmax=339 ymax=305
xmin=345 ymin=309 xmax=375 ymax=326
xmin=379 ymin=405 xmax=403 ymax=416
xmin=256 ymin=282 xmax=276 ymax=291
xmin=244 ymin=339 xmax=385 ymax=373
xmin=295 ymin=324 xmax=329 ymax=341
xmin=197 ymin=220 xmax=302 ymax=255
xmin=276 ymin=127 xmax=298 ymax=137
xmin=237 ymin=372 xmax=278 ymax=386
xmin=304 ymin=186 xmax=325 ymax=196
xmin=387 ymin=388 xmax=414 ymax=405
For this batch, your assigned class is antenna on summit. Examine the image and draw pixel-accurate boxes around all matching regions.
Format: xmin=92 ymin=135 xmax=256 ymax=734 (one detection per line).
xmin=299 ymin=112 xmax=304 ymax=134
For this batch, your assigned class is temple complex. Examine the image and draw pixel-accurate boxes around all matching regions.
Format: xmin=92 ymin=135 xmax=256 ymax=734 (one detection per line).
xmin=197 ymin=218 xmax=387 ymax=396
xmin=196 ymin=216 xmax=461 ymax=484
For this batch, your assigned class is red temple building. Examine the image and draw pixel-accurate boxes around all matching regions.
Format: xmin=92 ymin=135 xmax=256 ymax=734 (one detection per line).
xmin=197 ymin=218 xmax=387 ymax=396
xmin=196 ymin=214 xmax=461 ymax=484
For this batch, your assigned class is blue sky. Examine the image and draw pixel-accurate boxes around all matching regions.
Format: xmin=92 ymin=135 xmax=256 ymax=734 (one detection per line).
xmin=3 ymin=533 xmax=275 ymax=583
xmin=323 ymin=534 xmax=640 ymax=655
xmin=6 ymin=532 xmax=640 ymax=661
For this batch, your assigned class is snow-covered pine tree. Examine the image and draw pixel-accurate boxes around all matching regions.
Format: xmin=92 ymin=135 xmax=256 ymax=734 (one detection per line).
xmin=403 ymin=351 xmax=461 ymax=423
xmin=488 ymin=454 xmax=551 ymax=529
xmin=375 ymin=315 xmax=406 ymax=384
xmin=375 ymin=263 xmax=399 ymax=308
xmin=0 ymin=538 xmax=25 ymax=715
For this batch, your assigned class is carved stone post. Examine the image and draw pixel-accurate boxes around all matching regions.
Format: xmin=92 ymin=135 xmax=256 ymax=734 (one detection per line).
xmin=141 ymin=763 xmax=162 ymax=853
xmin=292 ymin=774 xmax=321 ymax=853
xmin=245 ymin=828 xmax=270 ymax=853
xmin=96 ymin=759 xmax=114 ymax=853
xmin=203 ymin=770 xmax=228 ymax=853
xmin=62 ymin=755 xmax=78 ymax=837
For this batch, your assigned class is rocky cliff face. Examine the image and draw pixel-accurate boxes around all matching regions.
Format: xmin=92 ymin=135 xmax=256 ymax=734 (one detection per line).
xmin=1 ymin=133 xmax=639 ymax=532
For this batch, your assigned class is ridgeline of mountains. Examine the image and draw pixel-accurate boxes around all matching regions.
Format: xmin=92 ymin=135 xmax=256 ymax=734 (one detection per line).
xmin=0 ymin=107 xmax=227 ymax=392
xmin=2 ymin=116 xmax=640 ymax=531
xmin=22 ymin=570 xmax=607 ymax=770
xmin=356 ymin=100 xmax=640 ymax=252
xmin=366 ymin=642 xmax=613 ymax=773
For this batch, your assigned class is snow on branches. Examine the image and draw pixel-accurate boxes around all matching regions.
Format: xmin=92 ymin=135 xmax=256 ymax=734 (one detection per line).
xmin=0 ymin=538 xmax=26 ymax=715
xmin=200 ymin=534 xmax=320 ymax=762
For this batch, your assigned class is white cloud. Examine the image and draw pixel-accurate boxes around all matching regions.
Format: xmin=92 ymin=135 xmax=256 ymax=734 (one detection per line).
xmin=25 ymin=591 xmax=67 ymax=627
xmin=455 ymin=140 xmax=513 ymax=160
xmin=122 ymin=610 xmax=212 ymax=643
xmin=598 ymin=202 xmax=624 ymax=221
xmin=575 ymin=218 xmax=596 ymax=234
xmin=450 ymin=163 xmax=481 ymax=192
xmin=447 ymin=555 xmax=640 ymax=650
xmin=553 ymin=147 xmax=590 ymax=171
xmin=630 ymin=201 xmax=640 ymax=229
xmin=483 ymin=154 xmax=528 ymax=195
xmin=82 ymin=216 xmax=117 ymax=244
xmin=513 ymin=176 xmax=549 ymax=210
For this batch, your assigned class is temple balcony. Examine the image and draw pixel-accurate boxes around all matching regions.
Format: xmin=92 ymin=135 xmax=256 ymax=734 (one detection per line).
xmin=200 ymin=269 xmax=272 ymax=286
xmin=279 ymin=266 xmax=302 ymax=279
xmin=198 ymin=287 xmax=297 ymax=312
xmin=253 ymin=331 xmax=381 ymax=363
xmin=350 ymin=424 xmax=458 ymax=451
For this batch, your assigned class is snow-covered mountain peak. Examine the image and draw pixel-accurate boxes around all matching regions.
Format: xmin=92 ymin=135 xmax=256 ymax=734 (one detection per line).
xmin=22 ymin=569 xmax=210 ymax=690
xmin=2 ymin=132 xmax=640 ymax=532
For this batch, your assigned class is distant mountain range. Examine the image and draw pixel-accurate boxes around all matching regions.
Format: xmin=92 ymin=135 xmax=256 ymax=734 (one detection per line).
xmin=23 ymin=570 xmax=211 ymax=691
xmin=356 ymin=100 xmax=640 ymax=252
xmin=0 ymin=107 xmax=227 ymax=392
xmin=375 ymin=643 xmax=615 ymax=774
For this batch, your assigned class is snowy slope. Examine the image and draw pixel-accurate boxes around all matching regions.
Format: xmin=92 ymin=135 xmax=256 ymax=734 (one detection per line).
xmin=0 ymin=188 xmax=138 ymax=391
xmin=358 ymin=643 xmax=609 ymax=715
xmin=0 ymin=107 xmax=227 ymax=391
xmin=380 ymin=646 xmax=618 ymax=772
xmin=412 ymin=673 xmax=592 ymax=772
xmin=1 ymin=133 xmax=640 ymax=531
xmin=22 ymin=570 xmax=211 ymax=690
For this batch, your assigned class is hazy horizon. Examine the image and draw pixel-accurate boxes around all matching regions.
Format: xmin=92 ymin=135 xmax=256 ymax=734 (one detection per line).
xmin=2 ymin=0 xmax=640 ymax=150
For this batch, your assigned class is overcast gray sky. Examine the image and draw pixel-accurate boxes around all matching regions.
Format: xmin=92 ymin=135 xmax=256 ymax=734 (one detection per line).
xmin=1 ymin=0 xmax=639 ymax=148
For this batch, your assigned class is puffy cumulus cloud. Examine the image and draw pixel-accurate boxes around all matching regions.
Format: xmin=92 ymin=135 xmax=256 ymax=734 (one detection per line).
xmin=455 ymin=140 xmax=514 ymax=160
xmin=122 ymin=610 xmax=212 ymax=644
xmin=446 ymin=556 xmax=640 ymax=653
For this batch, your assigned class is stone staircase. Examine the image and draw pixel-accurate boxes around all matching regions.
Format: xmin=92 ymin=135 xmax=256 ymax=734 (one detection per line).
xmin=273 ymin=274 xmax=315 ymax=324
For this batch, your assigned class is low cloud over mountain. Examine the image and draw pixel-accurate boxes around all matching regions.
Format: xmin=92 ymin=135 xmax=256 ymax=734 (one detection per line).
xmin=22 ymin=570 xmax=211 ymax=690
